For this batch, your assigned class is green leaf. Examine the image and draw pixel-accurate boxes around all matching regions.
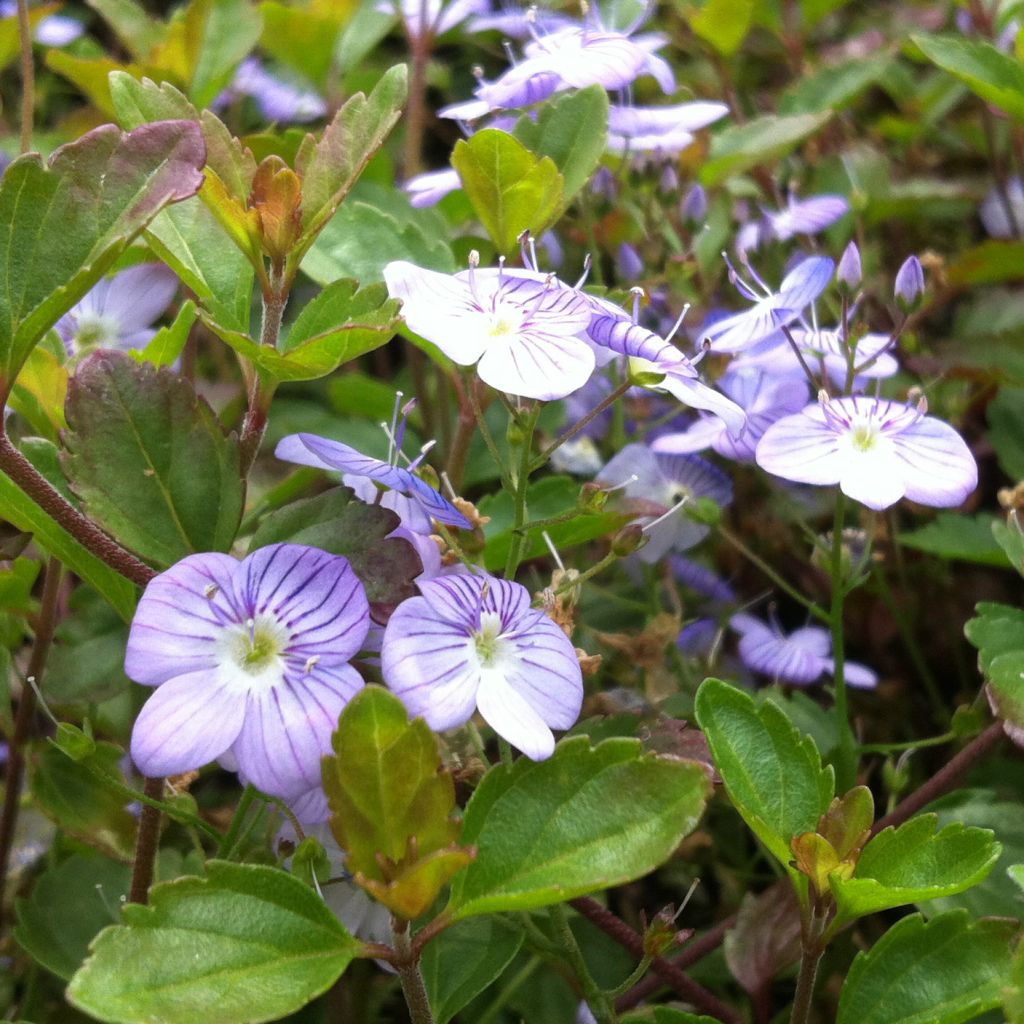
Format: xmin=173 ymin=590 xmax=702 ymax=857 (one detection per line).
xmin=831 ymin=815 xmax=1000 ymax=923
xmin=446 ymin=735 xmax=711 ymax=920
xmin=690 ymin=0 xmax=754 ymax=56
xmin=45 ymin=51 xmax=132 ymax=117
xmin=302 ymin=201 xmax=456 ymax=286
xmin=899 ymin=513 xmax=1011 ymax=568
xmin=452 ymin=129 xmax=565 ymax=254
xmin=180 ymin=0 xmax=264 ymax=108
xmin=86 ymin=0 xmax=165 ymax=60
xmin=67 ymin=862 xmax=359 ymax=1024
xmin=248 ymin=486 xmax=420 ymax=617
xmin=966 ymin=602 xmax=1024 ymax=743
xmin=947 ymin=241 xmax=1024 ymax=286
xmin=0 ymin=121 xmax=204 ymax=388
xmin=622 ymin=1011 xmax=720 ymax=1024
xmin=699 ymin=112 xmax=832 ymax=186
xmin=30 ymin=741 xmax=138 ymax=860
xmin=15 ymin=853 xmax=130 ymax=980
xmin=421 ymin=916 xmax=524 ymax=1024
xmin=993 ymin=520 xmax=1024 ymax=577
xmin=512 ymin=87 xmax=609 ymax=207
xmin=988 ymin=387 xmax=1024 ymax=481
xmin=131 ymin=300 xmax=197 ymax=368
xmin=694 ymin=678 xmax=834 ymax=872
xmin=0 ymin=469 xmax=137 ymax=621
xmin=292 ymin=64 xmax=407 ymax=259
xmin=779 ymin=56 xmax=892 ymax=114
xmin=259 ymin=0 xmax=353 ymax=89
xmin=913 ymin=34 xmax=1024 ymax=122
xmin=62 ymin=351 xmax=243 ymax=568
xmin=323 ymin=686 xmax=470 ymax=919
xmin=837 ymin=911 xmax=1017 ymax=1024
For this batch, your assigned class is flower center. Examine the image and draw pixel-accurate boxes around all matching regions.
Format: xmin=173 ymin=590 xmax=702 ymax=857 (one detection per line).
xmin=473 ymin=611 xmax=508 ymax=667
xmin=487 ymin=302 xmax=523 ymax=338
xmin=73 ymin=313 xmax=120 ymax=352
xmin=849 ymin=421 xmax=879 ymax=452
xmin=225 ymin=614 xmax=289 ymax=677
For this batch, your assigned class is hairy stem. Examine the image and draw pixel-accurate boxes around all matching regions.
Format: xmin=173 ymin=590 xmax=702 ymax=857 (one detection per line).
xmin=0 ymin=558 xmax=62 ymax=930
xmin=503 ymin=405 xmax=540 ymax=580
xmin=789 ymin=904 xmax=827 ymax=1024
xmin=129 ymin=776 xmax=166 ymax=903
xmin=402 ymin=21 xmax=431 ymax=178
xmin=16 ymin=0 xmax=33 ymax=154
xmin=393 ymin=918 xmax=436 ymax=1024
xmin=551 ymin=902 xmax=617 ymax=1023
xmin=829 ymin=492 xmax=857 ymax=790
xmin=530 ymin=379 xmax=632 ymax=473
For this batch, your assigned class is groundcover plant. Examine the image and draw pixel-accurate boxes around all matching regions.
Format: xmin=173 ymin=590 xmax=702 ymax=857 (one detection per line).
xmin=1 ymin=0 xmax=1024 ymax=1021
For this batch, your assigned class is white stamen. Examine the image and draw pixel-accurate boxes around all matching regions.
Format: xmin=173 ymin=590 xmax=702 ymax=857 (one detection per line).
xmin=643 ymin=495 xmax=690 ymax=533
xmin=304 ymin=656 xmax=320 ymax=674
xmin=204 ymin=583 xmax=219 ymax=600
xmin=664 ymin=302 xmax=691 ymax=344
xmin=602 ymin=473 xmax=638 ymax=495
xmin=542 ymin=530 xmax=565 ymax=572
xmin=439 ymin=471 xmax=458 ymax=501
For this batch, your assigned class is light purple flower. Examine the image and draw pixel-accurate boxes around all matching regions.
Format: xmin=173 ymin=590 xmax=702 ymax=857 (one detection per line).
xmin=755 ymin=394 xmax=978 ymax=510
xmin=681 ymin=183 xmax=708 ymax=224
xmin=219 ymin=58 xmax=327 ymax=123
xmin=652 ymin=365 xmax=809 ymax=462
xmin=597 ymin=444 xmax=733 ymax=561
xmin=731 ymin=612 xmax=877 ymax=688
xmin=617 ymin=242 xmax=643 ymax=280
xmin=384 ymin=260 xmax=596 ymax=401
xmin=382 ymin=574 xmax=583 ymax=760
xmin=127 ymin=544 xmax=370 ymax=799
xmin=837 ymin=241 xmax=862 ymax=289
xmin=736 ymin=194 xmax=848 ymax=253
xmin=275 ymin=433 xmax=472 ymax=533
xmin=980 ymin=178 xmax=1024 ymax=239
xmin=586 ymin=293 xmax=746 ymax=432
xmin=55 ymin=264 xmax=178 ymax=357
xmin=700 ymin=255 xmax=834 ymax=354
xmin=404 ymin=167 xmax=461 ymax=207
xmin=381 ymin=0 xmax=487 ymax=40
xmin=606 ymin=100 xmax=728 ymax=154
xmin=894 ymin=255 xmax=924 ymax=307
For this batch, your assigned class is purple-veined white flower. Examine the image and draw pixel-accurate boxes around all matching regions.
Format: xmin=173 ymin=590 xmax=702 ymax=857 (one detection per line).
xmin=127 ymin=544 xmax=370 ymax=800
xmin=606 ymin=100 xmax=728 ymax=154
xmin=652 ymin=365 xmax=809 ymax=463
xmin=597 ymin=444 xmax=733 ymax=562
xmin=382 ymin=574 xmax=583 ymax=759
xmin=755 ymin=394 xmax=978 ymax=510
xmin=671 ymin=555 xmax=736 ymax=603
xmin=275 ymin=431 xmax=472 ymax=534
xmin=586 ymin=291 xmax=746 ymax=433
xmin=404 ymin=167 xmax=461 ymax=207
xmin=700 ymin=255 xmax=834 ymax=354
xmin=735 ymin=194 xmax=849 ymax=253
xmin=381 ymin=0 xmax=487 ymax=40
xmin=55 ymin=264 xmax=179 ymax=357
xmin=384 ymin=259 xmax=596 ymax=401
xmin=217 ymin=58 xmax=327 ymax=123
xmin=731 ymin=612 xmax=877 ymax=688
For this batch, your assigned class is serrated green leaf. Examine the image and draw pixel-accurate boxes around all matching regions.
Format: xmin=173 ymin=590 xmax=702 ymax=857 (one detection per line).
xmin=61 ymin=351 xmax=243 ymax=568
xmin=831 ymin=815 xmax=1000 ymax=924
xmin=690 ymin=0 xmax=754 ymax=56
xmin=899 ymin=513 xmax=1011 ymax=568
xmin=966 ymin=601 xmax=1024 ymax=673
xmin=259 ymin=0 xmax=353 ymax=89
xmin=446 ymin=735 xmax=710 ymax=920
xmin=248 ymin=486 xmax=420 ymax=616
xmin=14 ymin=853 xmax=130 ymax=980
xmin=837 ymin=911 xmax=1017 ymax=1024
xmin=180 ymin=0 xmax=264 ymax=108
xmin=67 ymin=861 xmax=358 ymax=1024
xmin=695 ymin=678 xmax=834 ymax=874
xmin=988 ymin=387 xmax=1024 ymax=481
xmin=291 ymin=64 xmax=407 ymax=261
xmin=422 ymin=917 xmax=524 ymax=1024
xmin=699 ymin=112 xmax=832 ymax=186
xmin=452 ymin=128 xmax=565 ymax=254
xmin=131 ymin=300 xmax=196 ymax=368
xmin=512 ymin=87 xmax=609 ymax=207
xmin=914 ymin=34 xmax=1024 ymax=122
xmin=45 ymin=51 xmax=134 ymax=116
xmin=0 ymin=121 xmax=204 ymax=388
xmin=993 ymin=520 xmax=1024 ymax=577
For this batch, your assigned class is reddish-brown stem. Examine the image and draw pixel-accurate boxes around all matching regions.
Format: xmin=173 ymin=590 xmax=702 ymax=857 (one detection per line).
xmin=570 ymin=897 xmax=742 ymax=1024
xmin=0 ymin=558 xmax=62 ymax=930
xmin=0 ymin=433 xmax=155 ymax=587
xmin=129 ymin=776 xmax=166 ymax=904
xmin=872 ymin=722 xmax=1005 ymax=835
xmin=16 ymin=0 xmax=33 ymax=154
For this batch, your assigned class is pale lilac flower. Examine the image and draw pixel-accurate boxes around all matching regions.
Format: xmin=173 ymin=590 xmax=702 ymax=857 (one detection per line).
xmin=127 ymin=545 xmax=370 ymax=799
xmin=700 ymin=256 xmax=834 ymax=353
xmin=219 ymin=58 xmax=326 ymax=123
xmin=586 ymin=293 xmax=746 ymax=432
xmin=731 ymin=612 xmax=877 ymax=688
xmin=755 ymin=394 xmax=978 ymax=510
xmin=404 ymin=168 xmax=461 ymax=207
xmin=381 ymin=0 xmax=487 ymax=40
xmin=467 ymin=3 xmax=575 ymax=37
xmin=617 ymin=242 xmax=643 ymax=280
xmin=0 ymin=1 xmax=83 ymax=45
xmin=894 ymin=255 xmax=924 ymax=308
xmin=597 ymin=444 xmax=733 ymax=562
xmin=736 ymin=194 xmax=848 ymax=253
xmin=652 ymin=365 xmax=809 ymax=462
xmin=55 ymin=264 xmax=178 ymax=357
xmin=681 ymin=183 xmax=708 ymax=225
xmin=275 ymin=433 xmax=472 ymax=533
xmin=837 ymin=241 xmax=862 ymax=289
xmin=384 ymin=260 xmax=596 ymax=401
xmin=980 ymin=178 xmax=1024 ymax=239
xmin=671 ymin=555 xmax=736 ymax=603
xmin=606 ymin=100 xmax=728 ymax=154
xmin=659 ymin=165 xmax=679 ymax=194
xmin=382 ymin=575 xmax=583 ymax=760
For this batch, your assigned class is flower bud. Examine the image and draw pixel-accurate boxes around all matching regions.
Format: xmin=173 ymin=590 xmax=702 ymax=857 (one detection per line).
xmin=894 ymin=255 xmax=924 ymax=310
xmin=290 ymin=836 xmax=332 ymax=887
xmin=616 ymin=242 xmax=644 ymax=281
xmin=577 ymin=481 xmax=609 ymax=514
xmin=55 ymin=722 xmax=96 ymax=761
xmin=611 ymin=523 xmax=646 ymax=557
xmin=837 ymin=241 xmax=862 ymax=291
xmin=681 ymin=183 xmax=708 ymax=226
xmin=659 ymin=164 xmax=680 ymax=195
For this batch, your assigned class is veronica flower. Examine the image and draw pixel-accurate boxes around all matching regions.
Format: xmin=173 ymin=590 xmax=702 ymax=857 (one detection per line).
xmin=597 ymin=444 xmax=733 ymax=562
xmin=381 ymin=0 xmax=486 ymax=40
xmin=218 ymin=58 xmax=326 ymax=123
xmin=735 ymin=194 xmax=849 ymax=253
xmin=404 ymin=167 xmax=461 ymax=207
xmin=700 ymin=255 xmax=834 ymax=354
xmin=128 ymin=544 xmax=370 ymax=800
xmin=652 ymin=365 xmax=809 ymax=463
xmin=586 ymin=291 xmax=746 ymax=433
xmin=981 ymin=177 xmax=1024 ymax=239
xmin=55 ymin=264 xmax=179 ymax=357
xmin=756 ymin=394 xmax=978 ymax=510
xmin=384 ymin=259 xmax=596 ymax=401
xmin=382 ymin=574 xmax=583 ymax=759
xmin=731 ymin=612 xmax=877 ymax=688
xmin=275 ymin=425 xmax=472 ymax=535
xmin=606 ymin=100 xmax=728 ymax=155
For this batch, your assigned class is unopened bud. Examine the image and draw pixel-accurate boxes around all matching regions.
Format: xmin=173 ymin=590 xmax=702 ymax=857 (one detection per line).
xmin=894 ymin=255 xmax=924 ymax=310
xmin=837 ymin=241 xmax=862 ymax=291
xmin=643 ymin=905 xmax=681 ymax=958
xmin=611 ymin=523 xmax=646 ymax=556
xmin=54 ymin=722 xmax=96 ymax=761
xmin=577 ymin=482 xmax=608 ymax=514
xmin=616 ymin=242 xmax=643 ymax=281
xmin=659 ymin=164 xmax=679 ymax=195
xmin=291 ymin=836 xmax=332 ymax=887
xmin=681 ymin=183 xmax=707 ymax=225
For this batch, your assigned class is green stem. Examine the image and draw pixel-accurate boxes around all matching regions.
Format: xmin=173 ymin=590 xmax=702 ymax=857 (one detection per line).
xmin=789 ymin=903 xmax=827 ymax=1024
xmin=606 ymin=954 xmax=654 ymax=1000
xmin=16 ymin=0 xmax=33 ymax=154
xmin=392 ymin=919 xmax=436 ymax=1024
xmin=477 ymin=957 xmax=541 ymax=1024
xmin=550 ymin=903 xmax=617 ymax=1024
xmin=857 ymin=731 xmax=955 ymax=754
xmin=466 ymin=379 xmax=512 ymax=491
xmin=503 ymin=406 xmax=540 ymax=581
xmin=829 ymin=492 xmax=857 ymax=790
xmin=218 ymin=783 xmax=258 ymax=858
xmin=530 ymin=379 xmax=632 ymax=473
